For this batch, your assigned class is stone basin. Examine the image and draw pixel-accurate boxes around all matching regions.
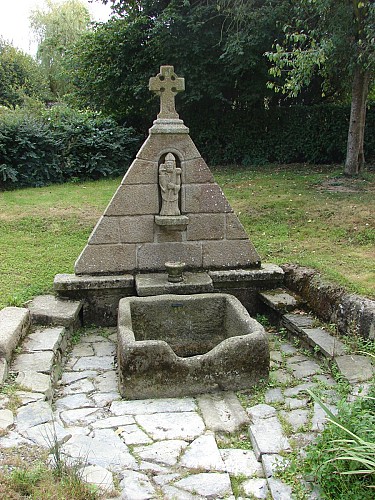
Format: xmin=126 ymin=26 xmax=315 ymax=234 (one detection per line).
xmin=117 ymin=293 xmax=269 ymax=399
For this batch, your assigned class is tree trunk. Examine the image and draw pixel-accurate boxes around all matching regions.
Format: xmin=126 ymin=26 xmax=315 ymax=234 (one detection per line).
xmin=344 ymin=67 xmax=370 ymax=176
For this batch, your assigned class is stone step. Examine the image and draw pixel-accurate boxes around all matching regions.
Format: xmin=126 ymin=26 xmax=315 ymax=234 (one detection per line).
xmin=282 ymin=314 xmax=346 ymax=360
xmin=335 ymin=354 xmax=374 ymax=384
xmin=196 ymin=391 xmax=249 ymax=433
xmin=26 ymin=295 xmax=83 ymax=333
xmin=258 ymin=288 xmax=301 ymax=314
xmin=0 ymin=307 xmax=31 ymax=364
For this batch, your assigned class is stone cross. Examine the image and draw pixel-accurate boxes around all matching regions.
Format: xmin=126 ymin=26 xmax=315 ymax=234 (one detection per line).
xmin=149 ymin=66 xmax=185 ymax=119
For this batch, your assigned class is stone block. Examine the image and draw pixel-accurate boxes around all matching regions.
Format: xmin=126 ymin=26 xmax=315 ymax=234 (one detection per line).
xmin=12 ymin=351 xmax=57 ymax=376
xmin=301 ymin=327 xmax=346 ymax=358
xmin=27 ymin=295 xmax=82 ymax=329
xmin=119 ymin=215 xmax=155 ymax=243
xmin=16 ymin=371 xmax=53 ymax=400
xmin=22 ymin=327 xmax=65 ymax=353
xmin=0 ymin=409 xmax=14 ymax=430
xmin=249 ymin=416 xmax=291 ymax=460
xmin=335 ymin=354 xmax=374 ymax=383
xmin=137 ymin=133 xmax=201 ymax=162
xmin=121 ymin=158 xmax=158 ymax=185
xmin=179 ymin=434 xmax=225 ymax=471
xmin=104 ymin=184 xmax=159 ymax=216
xmin=186 ymin=213 xmax=225 ymax=241
xmin=209 ymin=264 xmax=283 ymax=283
xmin=182 ymin=157 xmax=214 ymax=184
xmin=75 ymin=244 xmax=136 ymax=274
xmin=0 ymin=307 xmax=30 ymax=362
xmin=88 ymin=216 xmax=119 ymax=245
xmin=155 ymin=226 xmax=184 ymax=242
xmin=137 ymin=242 xmax=202 ymax=270
xmin=136 ymin=272 xmax=213 ymax=296
xmin=197 ymin=391 xmax=249 ymax=433
xmin=203 ymin=240 xmax=261 ymax=268
xmin=259 ymin=289 xmax=298 ymax=313
xmin=225 ymin=213 xmax=248 ymax=239
xmin=182 ymin=183 xmax=232 ymax=213
xmin=54 ymin=273 xmax=134 ymax=292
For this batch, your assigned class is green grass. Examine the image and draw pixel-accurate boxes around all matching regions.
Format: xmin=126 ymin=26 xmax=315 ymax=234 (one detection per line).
xmin=0 ymin=164 xmax=374 ymax=308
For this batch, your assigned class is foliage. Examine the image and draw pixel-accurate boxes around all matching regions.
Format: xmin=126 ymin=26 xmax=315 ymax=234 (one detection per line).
xmin=30 ymin=0 xmax=91 ymax=98
xmin=0 ymin=39 xmax=50 ymax=108
xmin=302 ymin=388 xmax=375 ymax=498
xmin=0 ymin=105 xmax=140 ymax=189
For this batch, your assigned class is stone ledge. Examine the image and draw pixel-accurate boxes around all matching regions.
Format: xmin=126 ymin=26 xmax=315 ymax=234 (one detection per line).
xmin=54 ymin=274 xmax=134 ymax=291
xmin=136 ymin=272 xmax=213 ymax=297
xmin=27 ymin=295 xmax=82 ymax=330
xmin=0 ymin=307 xmax=30 ymax=362
xmin=209 ymin=264 xmax=284 ymax=283
xmin=259 ymin=289 xmax=299 ymax=313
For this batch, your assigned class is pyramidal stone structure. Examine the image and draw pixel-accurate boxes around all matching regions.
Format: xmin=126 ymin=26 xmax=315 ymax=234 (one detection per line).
xmin=75 ymin=66 xmax=260 ymax=275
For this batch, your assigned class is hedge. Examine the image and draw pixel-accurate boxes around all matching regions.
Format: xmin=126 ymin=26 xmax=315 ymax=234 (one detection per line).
xmin=0 ymin=106 xmax=140 ymax=189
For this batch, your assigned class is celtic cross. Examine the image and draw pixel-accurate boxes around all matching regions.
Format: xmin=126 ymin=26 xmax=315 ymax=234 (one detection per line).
xmin=149 ymin=66 xmax=185 ymax=120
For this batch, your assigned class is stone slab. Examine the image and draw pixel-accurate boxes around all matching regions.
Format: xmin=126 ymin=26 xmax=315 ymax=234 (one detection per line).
xmin=119 ymin=424 xmax=153 ymax=445
xmin=0 ymin=409 xmax=14 ymax=430
xmin=134 ymin=440 xmax=188 ymax=466
xmin=72 ymin=356 xmax=114 ymax=371
xmin=335 ymin=354 xmax=374 ymax=383
xmin=110 ymin=398 xmax=196 ymax=415
xmin=282 ymin=313 xmax=314 ymax=332
xmin=220 ymin=448 xmax=264 ymax=477
xmin=12 ymin=351 xmax=56 ymax=375
xmin=120 ymin=470 xmax=156 ymax=499
xmin=75 ymin=243 xmax=137 ymax=275
xmin=54 ymin=273 xmax=134 ymax=291
xmin=301 ymin=328 xmax=346 ymax=358
xmin=242 ymin=478 xmax=269 ymax=499
xmin=16 ymin=401 xmax=53 ymax=431
xmin=179 ymin=434 xmax=225 ymax=471
xmin=135 ymin=272 xmax=213 ymax=296
xmin=208 ymin=264 xmax=284 ymax=283
xmin=259 ymin=289 xmax=298 ymax=313
xmin=267 ymin=477 xmax=293 ymax=500
xmin=104 ymin=184 xmax=159 ymax=216
xmin=0 ymin=358 xmax=8 ymax=384
xmin=135 ymin=411 xmax=205 ymax=440
xmin=202 ymin=239 xmax=260 ymax=268
xmin=290 ymin=359 xmax=321 ymax=379
xmin=249 ymin=416 xmax=291 ymax=460
xmin=22 ymin=327 xmax=66 ymax=353
xmin=0 ymin=307 xmax=30 ymax=362
xmin=23 ymin=421 xmax=71 ymax=448
xmin=16 ymin=371 xmax=52 ymax=399
xmin=80 ymin=465 xmax=114 ymax=493
xmin=137 ymin=242 xmax=203 ymax=270
xmin=197 ymin=391 xmax=249 ymax=433
xmin=186 ymin=213 xmax=225 ymax=241
xmin=27 ymin=295 xmax=82 ymax=328
xmin=174 ymin=472 xmax=232 ymax=498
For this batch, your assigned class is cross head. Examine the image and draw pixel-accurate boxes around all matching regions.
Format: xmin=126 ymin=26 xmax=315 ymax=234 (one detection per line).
xmin=149 ymin=66 xmax=185 ymax=119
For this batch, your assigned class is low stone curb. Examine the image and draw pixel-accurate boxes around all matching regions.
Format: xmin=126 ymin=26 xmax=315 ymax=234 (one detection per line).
xmin=0 ymin=307 xmax=30 ymax=363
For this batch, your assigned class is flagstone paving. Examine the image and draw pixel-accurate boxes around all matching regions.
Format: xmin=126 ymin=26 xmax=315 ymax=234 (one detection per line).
xmin=0 ymin=326 xmax=365 ymax=499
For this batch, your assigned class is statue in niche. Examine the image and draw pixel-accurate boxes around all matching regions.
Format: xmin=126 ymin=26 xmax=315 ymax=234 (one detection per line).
xmin=159 ymin=153 xmax=181 ymax=216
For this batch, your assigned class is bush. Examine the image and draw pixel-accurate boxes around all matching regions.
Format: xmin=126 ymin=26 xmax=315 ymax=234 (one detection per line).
xmin=0 ymin=105 xmax=140 ymax=189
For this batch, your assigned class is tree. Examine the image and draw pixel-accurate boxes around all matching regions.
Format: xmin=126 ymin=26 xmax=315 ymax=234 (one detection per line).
xmin=265 ymin=0 xmax=374 ymax=176
xmin=30 ymin=0 xmax=91 ymax=98
xmin=0 ymin=39 xmax=50 ymax=108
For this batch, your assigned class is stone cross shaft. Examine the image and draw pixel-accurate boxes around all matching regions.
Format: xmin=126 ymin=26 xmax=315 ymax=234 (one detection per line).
xmin=149 ymin=66 xmax=185 ymax=120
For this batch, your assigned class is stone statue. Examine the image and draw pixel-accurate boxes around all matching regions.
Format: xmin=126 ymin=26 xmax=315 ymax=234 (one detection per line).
xmin=159 ymin=153 xmax=181 ymax=216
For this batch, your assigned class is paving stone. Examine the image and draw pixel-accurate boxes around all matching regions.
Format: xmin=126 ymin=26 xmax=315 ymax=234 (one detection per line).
xmin=139 ymin=461 xmax=171 ymax=474
xmin=287 ymin=354 xmax=310 ymax=364
xmin=16 ymin=371 xmax=52 ymax=399
xmin=290 ymin=360 xmax=321 ymax=379
xmin=134 ymin=440 xmax=188 ymax=466
xmin=61 ymin=377 xmax=95 ymax=395
xmin=91 ymin=392 xmax=120 ymax=407
xmin=279 ymin=343 xmax=297 ymax=355
xmin=249 ymin=416 xmax=291 ymax=460
xmin=16 ymin=401 xmax=53 ymax=430
xmin=290 ymin=432 xmax=316 ymax=448
xmin=270 ymin=369 xmax=294 ymax=385
xmin=136 ymin=411 xmax=205 ymax=440
xmin=267 ymin=477 xmax=293 ymax=500
xmin=270 ymin=351 xmax=283 ymax=363
xmin=311 ymin=402 xmax=338 ymax=431
xmin=0 ymin=430 xmax=34 ymax=448
xmin=247 ymin=404 xmax=277 ymax=421
xmin=0 ymin=307 xmax=30 ymax=362
xmin=261 ymin=454 xmax=290 ymax=478
xmin=61 ymin=370 xmax=98 ymax=384
xmin=280 ymin=409 xmax=309 ymax=432
xmin=73 ymin=356 xmax=114 ymax=371
xmin=61 ymin=429 xmax=137 ymax=470
xmin=12 ymin=351 xmax=56 ymax=374
xmin=282 ymin=314 xmax=314 ymax=331
xmin=0 ymin=394 xmax=10 ymax=409
xmin=59 ymin=407 xmax=102 ymax=426
xmin=93 ymin=342 xmax=116 ymax=356
xmin=22 ymin=422 xmax=71 ymax=448
xmin=259 ymin=290 xmax=298 ymax=312
xmin=90 ymin=415 xmax=135 ymax=429
xmin=0 ymin=409 xmax=14 ymax=430
xmin=335 ymin=354 xmax=374 ymax=383
xmin=93 ymin=371 xmax=118 ymax=392
xmin=80 ymin=465 xmax=114 ymax=493
xmin=284 ymin=397 xmax=309 ymax=410
xmin=71 ymin=344 xmax=95 ymax=357
xmin=220 ymin=448 xmax=264 ymax=477
xmin=120 ymin=470 xmax=156 ymax=499
xmin=153 ymin=473 xmax=181 ymax=486
xmin=180 ymin=433 xmax=225 ymax=471
xmin=242 ymin=478 xmax=269 ymax=499
xmin=119 ymin=424 xmax=153 ymax=445
xmin=161 ymin=485 xmax=200 ymax=500
xmin=196 ymin=391 xmax=249 ymax=433
xmin=22 ymin=327 xmax=65 ymax=353
xmin=302 ymin=328 xmax=346 ymax=358
xmin=111 ymin=397 xmax=196 ymax=415
xmin=265 ymin=388 xmax=284 ymax=404
xmin=15 ymin=391 xmax=45 ymax=405
xmin=174 ymin=472 xmax=232 ymax=497
xmin=56 ymin=393 xmax=93 ymax=411
xmin=81 ymin=334 xmax=112 ymax=343
xmin=0 ymin=358 xmax=8 ymax=384
xmin=284 ymin=382 xmax=315 ymax=397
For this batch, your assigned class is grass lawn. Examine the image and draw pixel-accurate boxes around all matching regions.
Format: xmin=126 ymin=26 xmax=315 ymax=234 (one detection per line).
xmin=0 ymin=164 xmax=374 ymax=309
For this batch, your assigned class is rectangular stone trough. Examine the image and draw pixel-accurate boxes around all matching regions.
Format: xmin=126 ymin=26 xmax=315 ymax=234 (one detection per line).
xmin=117 ymin=293 xmax=269 ymax=399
